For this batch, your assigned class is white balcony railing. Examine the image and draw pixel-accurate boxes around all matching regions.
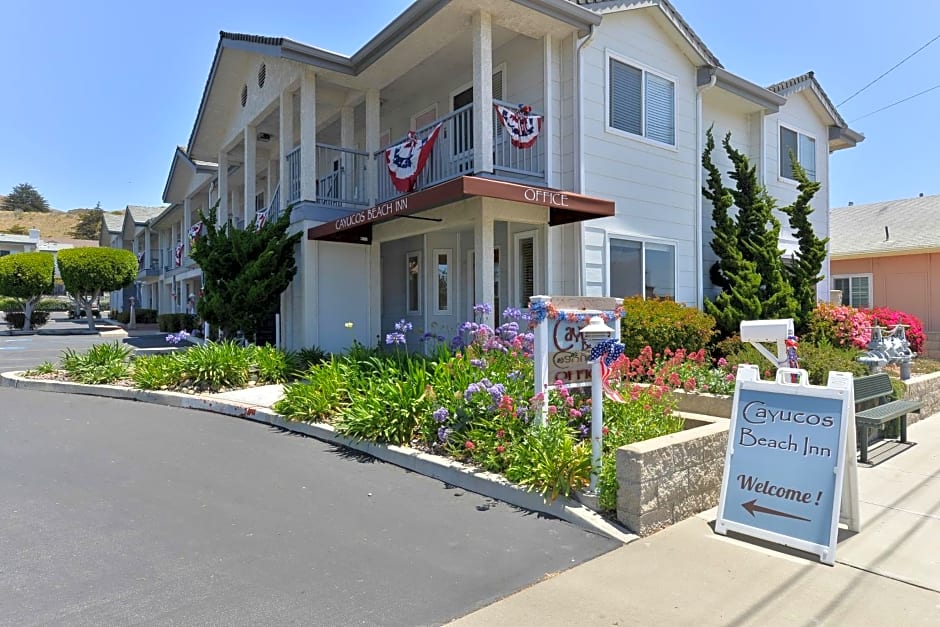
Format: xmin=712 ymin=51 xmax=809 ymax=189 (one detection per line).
xmin=286 ymin=146 xmax=301 ymax=204
xmin=316 ymin=143 xmax=370 ymax=207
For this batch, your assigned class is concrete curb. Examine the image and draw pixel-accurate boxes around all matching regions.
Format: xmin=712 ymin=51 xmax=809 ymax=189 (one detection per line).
xmin=0 ymin=371 xmax=637 ymax=545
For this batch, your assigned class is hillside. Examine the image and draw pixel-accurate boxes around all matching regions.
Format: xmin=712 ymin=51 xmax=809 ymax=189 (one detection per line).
xmin=0 ymin=208 xmax=93 ymax=240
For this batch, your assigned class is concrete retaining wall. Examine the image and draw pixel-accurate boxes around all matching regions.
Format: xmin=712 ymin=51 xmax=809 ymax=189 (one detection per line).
xmin=616 ymin=414 xmax=729 ymax=537
xmin=903 ymin=371 xmax=940 ymax=424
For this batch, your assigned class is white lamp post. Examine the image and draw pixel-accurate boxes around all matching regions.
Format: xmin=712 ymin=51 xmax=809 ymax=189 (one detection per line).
xmin=580 ymin=315 xmax=615 ymax=493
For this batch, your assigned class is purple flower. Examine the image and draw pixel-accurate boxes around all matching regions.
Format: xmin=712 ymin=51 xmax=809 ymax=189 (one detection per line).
xmin=386 ymin=332 xmax=406 ymax=345
xmin=508 ymin=370 xmax=522 ymax=380
xmin=470 ymin=358 xmax=486 ymax=369
xmin=437 ymin=427 xmax=452 ymax=443
xmin=394 ymin=319 xmax=413 ymax=333
xmin=473 ymin=303 xmax=493 ymax=316
xmin=433 ymin=407 xmax=449 ymax=423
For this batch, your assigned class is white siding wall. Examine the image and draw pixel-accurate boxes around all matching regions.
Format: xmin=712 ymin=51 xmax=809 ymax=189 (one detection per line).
xmin=578 ymin=10 xmax=699 ymax=306
xmin=765 ymin=90 xmax=832 ymax=299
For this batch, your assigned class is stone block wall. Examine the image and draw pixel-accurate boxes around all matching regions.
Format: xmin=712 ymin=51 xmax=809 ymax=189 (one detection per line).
xmin=902 ymin=371 xmax=940 ymax=425
xmin=616 ymin=414 xmax=729 ymax=536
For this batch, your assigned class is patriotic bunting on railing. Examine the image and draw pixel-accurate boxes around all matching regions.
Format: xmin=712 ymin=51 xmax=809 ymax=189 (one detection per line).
xmin=255 ymin=207 xmax=268 ymax=230
xmin=188 ymin=222 xmax=205 ymax=248
xmin=136 ymin=252 xmax=144 ymax=268
xmin=385 ymin=124 xmax=442 ymax=193
xmin=589 ymin=339 xmax=628 ymax=403
xmin=174 ymin=242 xmax=184 ymax=267
xmin=494 ymin=103 xmax=543 ymax=149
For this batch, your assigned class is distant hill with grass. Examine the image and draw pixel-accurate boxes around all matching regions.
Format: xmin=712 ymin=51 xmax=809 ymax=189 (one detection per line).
xmin=0 ymin=205 xmax=100 ymax=242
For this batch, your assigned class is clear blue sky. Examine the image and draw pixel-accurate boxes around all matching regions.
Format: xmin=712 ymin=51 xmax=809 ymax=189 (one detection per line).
xmin=2 ymin=1 xmax=937 ymax=212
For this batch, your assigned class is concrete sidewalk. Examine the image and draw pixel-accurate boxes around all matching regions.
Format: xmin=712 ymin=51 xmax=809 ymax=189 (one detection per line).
xmin=452 ymin=417 xmax=940 ymax=626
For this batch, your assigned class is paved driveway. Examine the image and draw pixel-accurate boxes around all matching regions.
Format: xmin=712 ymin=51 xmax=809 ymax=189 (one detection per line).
xmin=0 ymin=388 xmax=616 ymax=626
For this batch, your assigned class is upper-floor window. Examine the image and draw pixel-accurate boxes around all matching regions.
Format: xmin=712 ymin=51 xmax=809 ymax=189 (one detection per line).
xmin=780 ymin=125 xmax=816 ymax=181
xmin=607 ymin=54 xmax=676 ymax=146
xmin=833 ymin=275 xmax=871 ymax=309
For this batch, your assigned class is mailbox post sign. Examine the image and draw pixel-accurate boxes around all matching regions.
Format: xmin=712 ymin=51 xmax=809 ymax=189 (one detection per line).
xmin=716 ymin=365 xmax=858 ymax=565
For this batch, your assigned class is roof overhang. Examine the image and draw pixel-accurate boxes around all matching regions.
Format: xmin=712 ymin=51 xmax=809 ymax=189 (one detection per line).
xmin=829 ymin=125 xmax=865 ymax=151
xmin=699 ymin=67 xmax=786 ymax=113
xmin=163 ymin=146 xmax=218 ymax=203
xmin=307 ymin=176 xmax=615 ymax=244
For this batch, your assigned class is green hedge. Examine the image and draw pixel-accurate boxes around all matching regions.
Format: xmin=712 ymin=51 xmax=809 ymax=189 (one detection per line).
xmin=35 ymin=298 xmax=72 ymax=311
xmin=112 ymin=308 xmax=158 ymax=324
xmin=158 ymin=313 xmax=198 ymax=332
xmin=3 ymin=311 xmax=50 ymax=330
xmin=620 ymin=296 xmax=716 ymax=358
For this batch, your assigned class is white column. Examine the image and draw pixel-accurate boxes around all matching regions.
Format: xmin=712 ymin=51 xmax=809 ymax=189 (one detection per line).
xmin=280 ymin=88 xmax=295 ymax=211
xmin=543 ymin=33 xmax=556 ymax=187
xmin=473 ymin=201 xmax=495 ymax=327
xmin=472 ymin=11 xmax=494 ymax=174
xmin=300 ymin=70 xmax=318 ymax=202
xmin=182 ymin=197 xmax=192 ymax=258
xmin=144 ymin=228 xmax=151 ymax=269
xmin=218 ymin=151 xmax=229 ymax=224
xmin=244 ymin=125 xmax=257 ymax=226
xmin=365 ymin=88 xmax=381 ymax=205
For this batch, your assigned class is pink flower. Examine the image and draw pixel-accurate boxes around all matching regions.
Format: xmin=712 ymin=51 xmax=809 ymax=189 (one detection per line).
xmin=496 ymin=445 xmax=505 ymax=453
xmin=496 ymin=429 xmax=506 ymax=439
xmin=465 ymin=440 xmax=475 ymax=450
xmin=717 ymin=357 xmax=728 ymax=367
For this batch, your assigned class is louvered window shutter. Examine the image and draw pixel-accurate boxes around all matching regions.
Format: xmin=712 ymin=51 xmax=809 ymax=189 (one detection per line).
xmin=645 ymin=73 xmax=675 ymax=145
xmin=519 ymin=237 xmax=534 ymax=305
xmin=609 ymin=59 xmax=642 ymax=136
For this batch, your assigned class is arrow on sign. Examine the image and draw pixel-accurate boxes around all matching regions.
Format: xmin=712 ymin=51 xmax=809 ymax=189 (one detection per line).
xmin=742 ymin=499 xmax=811 ymax=522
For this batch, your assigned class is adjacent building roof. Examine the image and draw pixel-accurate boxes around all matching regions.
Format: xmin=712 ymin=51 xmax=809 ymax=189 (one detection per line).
xmin=830 ymin=194 xmax=940 ymax=258
xmin=127 ymin=205 xmax=166 ymax=225
xmin=102 ymin=213 xmax=123 ymax=234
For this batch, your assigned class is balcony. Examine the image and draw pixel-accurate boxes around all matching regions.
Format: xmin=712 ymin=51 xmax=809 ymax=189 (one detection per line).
xmin=283 ymin=99 xmax=546 ymax=212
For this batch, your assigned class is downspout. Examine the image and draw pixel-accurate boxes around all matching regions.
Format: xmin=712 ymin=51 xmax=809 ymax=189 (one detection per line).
xmin=576 ymin=24 xmax=596 ymax=295
xmin=695 ymin=67 xmax=717 ymax=309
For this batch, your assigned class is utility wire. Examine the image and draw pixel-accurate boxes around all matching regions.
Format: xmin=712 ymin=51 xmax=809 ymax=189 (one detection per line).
xmin=851 ymin=82 xmax=940 ymax=122
xmin=837 ymin=33 xmax=940 ymax=107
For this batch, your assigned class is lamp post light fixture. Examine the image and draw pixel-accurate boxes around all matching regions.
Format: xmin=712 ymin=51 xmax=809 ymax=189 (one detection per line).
xmin=580 ymin=315 xmax=615 ymax=493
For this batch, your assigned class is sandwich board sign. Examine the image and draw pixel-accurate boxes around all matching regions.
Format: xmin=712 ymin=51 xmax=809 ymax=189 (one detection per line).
xmin=715 ymin=365 xmax=860 ymax=565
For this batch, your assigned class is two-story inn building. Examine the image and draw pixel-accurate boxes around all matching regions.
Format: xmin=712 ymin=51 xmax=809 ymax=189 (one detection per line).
xmin=122 ymin=0 xmax=861 ymax=352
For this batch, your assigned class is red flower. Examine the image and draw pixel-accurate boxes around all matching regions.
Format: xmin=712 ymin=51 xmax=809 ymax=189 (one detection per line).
xmin=465 ymin=440 xmax=475 ymax=450
xmin=496 ymin=445 xmax=506 ymax=453
xmin=496 ymin=429 xmax=506 ymax=439
xmin=602 ymin=426 xmax=609 ymax=436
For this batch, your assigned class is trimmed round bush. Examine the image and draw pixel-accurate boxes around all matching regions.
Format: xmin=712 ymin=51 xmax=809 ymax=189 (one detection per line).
xmin=620 ymin=296 xmax=716 ymax=358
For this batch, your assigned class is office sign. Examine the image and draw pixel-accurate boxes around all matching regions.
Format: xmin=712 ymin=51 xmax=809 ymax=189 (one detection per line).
xmin=716 ymin=365 xmax=858 ymax=565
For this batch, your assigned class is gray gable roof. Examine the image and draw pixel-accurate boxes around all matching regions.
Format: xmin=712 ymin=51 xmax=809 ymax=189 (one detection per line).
xmin=767 ymin=70 xmax=848 ymax=128
xmin=830 ymin=194 xmax=940 ymax=258
xmin=127 ymin=205 xmax=166 ymax=225
xmin=102 ymin=213 xmax=123 ymax=233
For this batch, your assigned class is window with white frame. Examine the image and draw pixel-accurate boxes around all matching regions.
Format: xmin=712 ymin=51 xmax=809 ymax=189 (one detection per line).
xmin=514 ymin=231 xmax=538 ymax=308
xmin=433 ymin=248 xmax=451 ymax=314
xmin=607 ymin=54 xmax=676 ymax=146
xmin=406 ymin=251 xmax=422 ymax=314
xmin=609 ymin=237 xmax=676 ymax=300
xmin=779 ymin=125 xmax=816 ymax=181
xmin=833 ymin=275 xmax=871 ymax=308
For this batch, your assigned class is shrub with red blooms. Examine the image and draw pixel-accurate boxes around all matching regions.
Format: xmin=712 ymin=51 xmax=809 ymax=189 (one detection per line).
xmin=806 ymin=303 xmax=925 ymax=354
xmin=868 ymin=307 xmax=925 ymax=354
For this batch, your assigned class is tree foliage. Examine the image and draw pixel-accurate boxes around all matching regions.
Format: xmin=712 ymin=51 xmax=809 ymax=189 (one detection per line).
xmin=780 ymin=158 xmax=826 ymax=331
xmin=57 ymin=247 xmax=138 ymax=329
xmin=189 ymin=203 xmax=302 ymax=340
xmin=0 ymin=252 xmax=54 ymax=331
xmin=702 ymin=128 xmax=823 ymax=338
xmin=70 ymin=204 xmax=104 ymax=240
xmin=2 ymin=183 xmax=50 ymax=213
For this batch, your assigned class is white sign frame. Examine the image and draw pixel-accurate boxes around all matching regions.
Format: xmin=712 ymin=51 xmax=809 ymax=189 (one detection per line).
xmin=715 ymin=365 xmax=859 ymax=565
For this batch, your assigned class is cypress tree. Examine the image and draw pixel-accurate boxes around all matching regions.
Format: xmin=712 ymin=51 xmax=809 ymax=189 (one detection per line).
xmin=190 ymin=203 xmax=302 ymax=340
xmin=702 ymin=128 xmax=736 ymax=290
xmin=780 ymin=158 xmax=825 ymax=332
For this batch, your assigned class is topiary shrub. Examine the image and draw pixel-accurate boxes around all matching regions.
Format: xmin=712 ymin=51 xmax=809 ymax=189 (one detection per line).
xmin=3 ymin=311 xmax=50 ymax=330
xmin=620 ymin=296 xmax=716 ymax=358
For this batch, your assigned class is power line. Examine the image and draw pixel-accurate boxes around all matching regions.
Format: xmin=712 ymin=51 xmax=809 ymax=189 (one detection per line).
xmin=851 ymin=82 xmax=940 ymax=122
xmin=837 ymin=33 xmax=940 ymax=107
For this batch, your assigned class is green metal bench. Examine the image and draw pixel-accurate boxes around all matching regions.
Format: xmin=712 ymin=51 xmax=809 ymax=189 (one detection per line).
xmin=853 ymin=373 xmax=922 ymax=463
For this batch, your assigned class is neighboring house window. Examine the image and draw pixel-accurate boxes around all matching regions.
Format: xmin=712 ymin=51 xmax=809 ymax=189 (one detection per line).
xmin=833 ymin=275 xmax=871 ymax=308
xmin=609 ymin=237 xmax=676 ymax=300
xmin=780 ymin=126 xmax=816 ymax=181
xmin=406 ymin=251 xmax=422 ymax=314
xmin=607 ymin=54 xmax=676 ymax=146
xmin=0 ymin=250 xmax=9 ymax=257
